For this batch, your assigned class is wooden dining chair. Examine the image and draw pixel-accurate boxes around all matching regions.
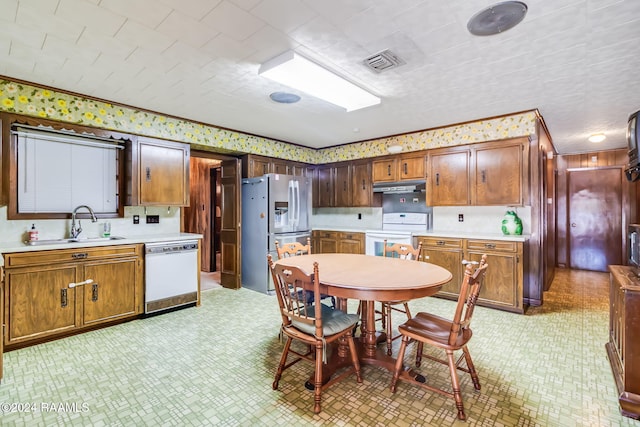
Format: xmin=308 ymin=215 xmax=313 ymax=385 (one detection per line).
xmin=275 ymin=238 xmax=335 ymax=308
xmin=389 ymin=255 xmax=489 ymax=421
xmin=380 ymin=240 xmax=424 ymax=355
xmin=267 ymin=254 xmax=362 ymax=414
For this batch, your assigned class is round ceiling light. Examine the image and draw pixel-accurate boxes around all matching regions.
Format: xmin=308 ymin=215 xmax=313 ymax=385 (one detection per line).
xmin=467 ymin=1 xmax=528 ymax=36
xmin=588 ymin=133 xmax=606 ymax=143
xmin=269 ymin=92 xmax=301 ymax=104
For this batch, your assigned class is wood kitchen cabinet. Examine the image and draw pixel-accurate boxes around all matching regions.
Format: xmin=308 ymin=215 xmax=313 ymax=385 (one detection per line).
xmin=312 ymin=230 xmax=365 ymax=254
xmin=2 ymin=244 xmax=143 ymax=349
xmin=606 ymin=266 xmax=640 ymax=420
xmin=372 ymin=154 xmax=426 ymax=183
xmin=127 ymin=136 xmax=190 ymax=206
xmin=427 ymin=148 xmax=471 ymax=206
xmin=427 ymin=138 xmax=528 ymax=207
xmin=418 ymin=236 xmax=524 ymax=313
xmin=314 ymin=161 xmax=372 ymax=208
xmin=242 ymin=154 xmax=309 ymax=177
xmin=466 ymin=239 xmax=523 ymax=313
xmin=474 ymin=139 xmax=526 ymax=206
xmin=419 ymin=237 xmax=464 ymax=298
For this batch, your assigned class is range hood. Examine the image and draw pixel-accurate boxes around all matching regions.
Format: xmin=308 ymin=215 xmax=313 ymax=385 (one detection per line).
xmin=373 ymin=180 xmax=425 ymax=194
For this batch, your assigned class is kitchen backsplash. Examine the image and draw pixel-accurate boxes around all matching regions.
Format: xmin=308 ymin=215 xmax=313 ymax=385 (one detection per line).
xmin=0 ymin=206 xmax=180 ymax=244
xmin=432 ymin=206 xmax=531 ymax=235
xmin=311 ymin=207 xmax=382 ymax=230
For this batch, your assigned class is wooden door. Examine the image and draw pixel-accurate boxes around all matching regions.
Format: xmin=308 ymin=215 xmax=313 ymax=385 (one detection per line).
xmin=220 ymin=159 xmax=241 ymax=289
xmin=475 ymin=143 xmax=523 ymax=205
xmin=184 ymin=157 xmax=220 ymax=272
xmin=82 ymin=258 xmax=137 ymax=325
xmin=468 ymin=251 xmax=519 ymax=310
xmin=351 ymin=162 xmax=372 ymax=207
xmin=6 ymin=265 xmax=79 ymax=344
xmin=568 ymin=167 xmax=623 ymax=271
xmin=335 ymin=164 xmax=351 ymax=207
xmin=428 ymin=150 xmax=470 ymax=206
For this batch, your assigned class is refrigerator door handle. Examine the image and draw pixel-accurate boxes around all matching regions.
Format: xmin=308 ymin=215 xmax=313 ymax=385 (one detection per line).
xmin=293 ymin=180 xmax=300 ymax=228
xmin=288 ymin=180 xmax=295 ymax=227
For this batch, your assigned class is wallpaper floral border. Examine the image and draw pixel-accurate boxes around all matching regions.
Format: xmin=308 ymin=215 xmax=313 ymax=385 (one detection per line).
xmin=0 ymin=78 xmax=537 ymax=164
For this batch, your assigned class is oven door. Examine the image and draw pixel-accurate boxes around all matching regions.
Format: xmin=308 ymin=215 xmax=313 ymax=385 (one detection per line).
xmin=365 ymin=231 xmax=414 ymax=256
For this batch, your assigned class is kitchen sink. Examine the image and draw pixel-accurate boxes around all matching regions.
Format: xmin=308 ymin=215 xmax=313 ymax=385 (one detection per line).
xmin=25 ymin=236 xmax=126 ymax=246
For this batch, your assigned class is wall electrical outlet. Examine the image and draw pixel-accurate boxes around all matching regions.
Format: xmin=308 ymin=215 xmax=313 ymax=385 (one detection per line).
xmin=133 ymin=215 xmax=140 ymax=224
xmin=458 ymin=214 xmax=464 ymax=222
xmin=146 ymin=215 xmax=160 ymax=224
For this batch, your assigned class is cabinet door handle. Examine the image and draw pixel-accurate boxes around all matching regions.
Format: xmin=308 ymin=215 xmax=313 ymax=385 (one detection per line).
xmin=403 ymin=162 xmax=408 ymax=175
xmin=485 ymin=243 xmax=496 ymax=249
xmin=91 ymin=283 xmax=99 ymax=302
xmin=387 ymin=165 xmax=391 ymax=176
xmin=362 ymin=179 xmax=365 ymax=190
xmin=146 ymin=166 xmax=151 ymax=181
xmin=69 ymin=278 xmax=94 ymax=288
xmin=436 ymin=173 xmax=440 ymax=186
xmin=481 ymin=170 xmax=486 ymax=183
xmin=61 ymin=288 xmax=68 ymax=308
xmin=436 ymin=240 xmax=445 ymax=246
xmin=343 ymin=180 xmax=347 ymax=191
xmin=72 ymin=253 xmax=88 ymax=260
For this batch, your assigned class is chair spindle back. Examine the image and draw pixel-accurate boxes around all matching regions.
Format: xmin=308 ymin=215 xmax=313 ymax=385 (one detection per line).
xmin=448 ymin=254 xmax=488 ymax=346
xmin=275 ymin=238 xmax=312 ymax=259
xmin=383 ymin=240 xmax=423 ymax=261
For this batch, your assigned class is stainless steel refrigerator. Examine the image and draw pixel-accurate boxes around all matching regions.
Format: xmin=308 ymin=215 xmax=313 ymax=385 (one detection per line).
xmin=241 ymin=174 xmax=312 ymax=294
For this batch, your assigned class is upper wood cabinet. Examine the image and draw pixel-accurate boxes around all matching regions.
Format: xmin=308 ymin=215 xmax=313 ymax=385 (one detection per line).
xmin=427 ymin=148 xmax=471 ymax=206
xmin=372 ymin=154 xmax=425 ymax=183
xmin=427 ymin=138 xmax=528 ymax=206
xmin=242 ymin=154 xmax=309 ymax=177
xmin=127 ymin=137 xmax=190 ymax=206
xmin=314 ymin=161 xmax=372 ymax=208
xmin=474 ymin=139 xmax=526 ymax=205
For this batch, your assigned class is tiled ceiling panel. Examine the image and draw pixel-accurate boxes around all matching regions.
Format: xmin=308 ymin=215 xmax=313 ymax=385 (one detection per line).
xmin=0 ymin=0 xmax=639 ymax=154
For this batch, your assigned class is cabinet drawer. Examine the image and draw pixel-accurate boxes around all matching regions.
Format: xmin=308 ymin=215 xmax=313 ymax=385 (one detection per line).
xmin=467 ymin=240 xmax=517 ymax=253
xmin=338 ymin=232 xmax=363 ymax=241
xmin=420 ymin=237 xmax=463 ymax=249
xmin=4 ymin=245 xmax=141 ymax=268
xmin=315 ymin=231 xmax=339 ymax=239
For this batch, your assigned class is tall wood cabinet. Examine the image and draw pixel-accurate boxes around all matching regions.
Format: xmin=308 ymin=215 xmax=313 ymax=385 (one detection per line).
xmin=606 ymin=266 xmax=640 ymax=420
xmin=3 ymin=245 xmax=143 ymax=349
xmin=127 ymin=137 xmax=190 ymax=206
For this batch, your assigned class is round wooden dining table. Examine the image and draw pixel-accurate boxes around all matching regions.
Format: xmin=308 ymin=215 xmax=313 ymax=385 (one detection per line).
xmin=273 ymin=253 xmax=453 ymax=382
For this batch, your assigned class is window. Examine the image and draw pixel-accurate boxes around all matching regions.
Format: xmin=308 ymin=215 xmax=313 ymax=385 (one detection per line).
xmin=12 ymin=126 xmax=123 ymax=215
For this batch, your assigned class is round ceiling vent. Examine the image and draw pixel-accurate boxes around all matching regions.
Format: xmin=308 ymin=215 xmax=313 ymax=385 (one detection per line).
xmin=269 ymin=92 xmax=301 ymax=104
xmin=467 ymin=1 xmax=528 ymax=36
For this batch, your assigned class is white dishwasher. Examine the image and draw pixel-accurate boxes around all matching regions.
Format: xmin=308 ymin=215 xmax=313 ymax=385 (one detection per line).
xmin=145 ymin=240 xmax=199 ymax=314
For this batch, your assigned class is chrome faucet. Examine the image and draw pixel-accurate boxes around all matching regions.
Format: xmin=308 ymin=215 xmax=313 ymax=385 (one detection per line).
xmin=70 ymin=205 xmax=98 ymax=239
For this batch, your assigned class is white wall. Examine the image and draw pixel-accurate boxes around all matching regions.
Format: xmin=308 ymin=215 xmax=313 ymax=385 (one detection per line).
xmin=432 ymin=205 xmax=531 ymax=235
xmin=0 ymin=206 xmax=181 ymax=244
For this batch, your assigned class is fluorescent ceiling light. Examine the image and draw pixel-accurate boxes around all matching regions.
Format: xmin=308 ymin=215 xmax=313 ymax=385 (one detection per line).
xmin=259 ymin=50 xmax=381 ymax=112
xmin=588 ymin=133 xmax=606 ymax=143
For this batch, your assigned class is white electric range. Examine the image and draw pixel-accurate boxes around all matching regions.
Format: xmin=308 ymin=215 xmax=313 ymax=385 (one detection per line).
xmin=365 ymin=212 xmax=431 ymax=256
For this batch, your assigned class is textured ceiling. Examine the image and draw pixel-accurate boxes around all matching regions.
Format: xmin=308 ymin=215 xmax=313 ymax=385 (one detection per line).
xmin=1 ymin=0 xmax=639 ymax=154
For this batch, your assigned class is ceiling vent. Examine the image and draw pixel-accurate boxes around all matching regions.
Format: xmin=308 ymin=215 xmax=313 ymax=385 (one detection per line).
xmin=363 ymin=49 xmax=406 ymax=73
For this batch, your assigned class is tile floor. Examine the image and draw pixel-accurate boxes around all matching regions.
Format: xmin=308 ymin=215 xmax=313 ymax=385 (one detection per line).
xmin=1 ymin=268 xmax=639 ymax=426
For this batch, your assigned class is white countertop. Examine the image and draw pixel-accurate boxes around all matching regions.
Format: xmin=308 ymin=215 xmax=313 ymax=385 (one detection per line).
xmin=415 ymin=230 xmax=529 ymax=242
xmin=312 ymin=227 xmax=528 ymax=242
xmin=0 ymin=233 xmax=203 ymax=266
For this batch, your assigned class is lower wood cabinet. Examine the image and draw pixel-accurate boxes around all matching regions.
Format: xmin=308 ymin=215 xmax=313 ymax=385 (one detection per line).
xmin=606 ymin=266 xmax=640 ymax=419
xmin=312 ymin=230 xmax=365 ymax=254
xmin=3 ymin=244 xmax=143 ymax=349
xmin=418 ymin=236 xmax=524 ymax=313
